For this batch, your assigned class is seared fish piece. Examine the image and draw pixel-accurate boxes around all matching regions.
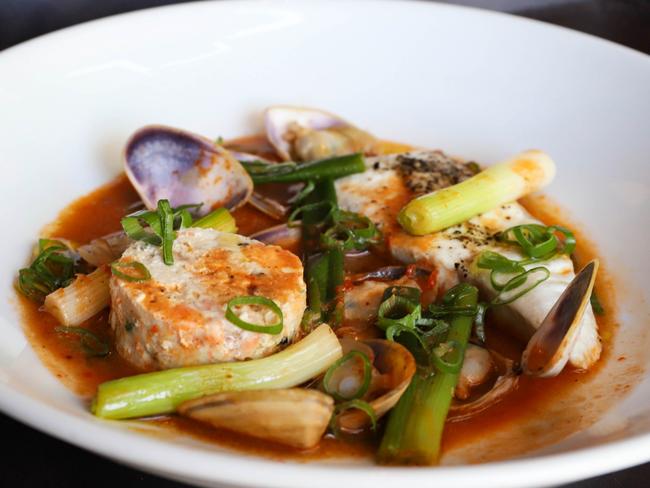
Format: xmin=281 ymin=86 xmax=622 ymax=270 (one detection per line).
xmin=335 ymin=151 xmax=601 ymax=370
xmin=110 ymin=228 xmax=306 ymax=370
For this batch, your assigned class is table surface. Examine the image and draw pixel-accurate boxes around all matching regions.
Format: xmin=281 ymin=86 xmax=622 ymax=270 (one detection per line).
xmin=1 ymin=1 xmax=649 ymax=486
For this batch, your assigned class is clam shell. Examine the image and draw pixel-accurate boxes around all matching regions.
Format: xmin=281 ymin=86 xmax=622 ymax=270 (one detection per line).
xmin=124 ymin=125 xmax=252 ymax=215
xmin=336 ymin=339 xmax=416 ymax=433
xmin=449 ymin=348 xmax=519 ymax=421
xmin=265 ymin=106 xmax=375 ymax=161
xmin=522 ymin=260 xmax=599 ymax=377
xmin=179 ymin=388 xmax=334 ymax=449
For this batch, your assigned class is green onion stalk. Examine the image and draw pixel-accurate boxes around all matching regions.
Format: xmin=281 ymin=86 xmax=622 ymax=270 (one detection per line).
xmin=93 ymin=323 xmax=342 ymax=420
xmin=377 ymin=284 xmax=478 ymax=465
xmin=300 ymin=178 xmax=345 ymax=326
xmin=242 ymin=153 xmax=365 ymax=184
xmin=193 ymin=207 xmax=237 ymax=233
xmin=398 ymin=151 xmax=556 ymax=235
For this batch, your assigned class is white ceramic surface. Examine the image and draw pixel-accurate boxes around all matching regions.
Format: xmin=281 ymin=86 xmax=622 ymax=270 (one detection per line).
xmin=1 ymin=1 xmax=650 ymax=487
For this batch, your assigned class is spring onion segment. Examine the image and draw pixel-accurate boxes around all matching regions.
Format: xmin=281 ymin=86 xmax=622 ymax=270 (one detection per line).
xmin=323 ymin=351 xmax=372 ymax=402
xmin=398 ymin=150 xmax=556 ymax=235
xmin=110 ymin=261 xmax=151 ymax=282
xmin=120 ymin=201 xmax=236 ymax=265
xmin=225 ymin=296 xmax=283 ymax=335
xmin=55 ymin=326 xmax=110 ymax=357
xmin=18 ymin=241 xmax=79 ymax=303
xmin=192 ymin=208 xmax=237 ymax=233
xmin=92 ymin=323 xmax=342 ymax=420
xmin=242 ymin=153 xmax=365 ymax=184
xmin=378 ymin=284 xmax=478 ymax=465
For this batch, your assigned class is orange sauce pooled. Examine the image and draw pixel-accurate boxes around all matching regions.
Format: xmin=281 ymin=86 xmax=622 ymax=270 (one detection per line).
xmin=15 ymin=140 xmax=619 ymax=462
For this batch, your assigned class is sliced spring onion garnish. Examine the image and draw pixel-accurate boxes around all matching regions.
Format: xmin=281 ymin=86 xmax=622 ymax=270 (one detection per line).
xmin=121 ymin=212 xmax=163 ymax=246
xmin=158 ymin=199 xmax=175 ymax=265
xmin=18 ymin=244 xmax=76 ymax=303
xmin=321 ymin=226 xmax=356 ymax=250
xmin=321 ymin=210 xmax=381 ymax=252
xmin=377 ymin=286 xmax=422 ymax=331
xmin=225 ymin=296 xmax=284 ymax=335
xmin=497 ymin=224 xmax=576 ymax=261
xmin=476 ymin=250 xmax=526 ymax=290
xmin=288 ymin=201 xmax=336 ymax=228
xmin=110 ymin=261 xmax=151 ymax=282
xmin=590 ymin=291 xmax=605 ymax=315
xmin=491 ymin=266 xmax=551 ymax=306
xmin=431 ymin=340 xmax=463 ymax=374
xmin=330 ymin=399 xmax=378 ymax=435
xmin=122 ymin=201 xmax=222 ymax=265
xmin=289 ymin=180 xmax=316 ymax=205
xmin=323 ymin=351 xmax=372 ymax=402
xmin=38 ymin=238 xmax=68 ymax=252
xmin=55 ymin=326 xmax=110 ymax=357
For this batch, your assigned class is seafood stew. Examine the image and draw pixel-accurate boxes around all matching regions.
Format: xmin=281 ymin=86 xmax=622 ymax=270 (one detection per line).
xmin=16 ymin=106 xmax=610 ymax=465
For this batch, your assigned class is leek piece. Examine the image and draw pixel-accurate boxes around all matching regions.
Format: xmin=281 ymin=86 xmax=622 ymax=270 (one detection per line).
xmin=93 ymin=324 xmax=342 ymax=419
xmin=192 ymin=208 xmax=237 ymax=233
xmin=377 ymin=285 xmax=478 ymax=465
xmin=398 ymin=150 xmax=556 ymax=235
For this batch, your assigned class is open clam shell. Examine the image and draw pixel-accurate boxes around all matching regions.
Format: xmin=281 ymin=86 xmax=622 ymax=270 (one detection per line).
xmin=336 ymin=339 xmax=416 ymax=433
xmin=124 ymin=125 xmax=253 ymax=215
xmin=179 ymin=388 xmax=334 ymax=449
xmin=449 ymin=348 xmax=519 ymax=421
xmin=522 ymin=260 xmax=599 ymax=377
xmin=249 ymin=223 xmax=301 ymax=251
xmin=265 ymin=106 xmax=376 ymax=161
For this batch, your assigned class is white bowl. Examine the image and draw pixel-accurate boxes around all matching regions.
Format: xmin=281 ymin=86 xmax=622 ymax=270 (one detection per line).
xmin=1 ymin=1 xmax=649 ymax=486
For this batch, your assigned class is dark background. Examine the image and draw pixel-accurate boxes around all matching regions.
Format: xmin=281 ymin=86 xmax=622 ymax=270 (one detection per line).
xmin=1 ymin=1 xmax=649 ymax=487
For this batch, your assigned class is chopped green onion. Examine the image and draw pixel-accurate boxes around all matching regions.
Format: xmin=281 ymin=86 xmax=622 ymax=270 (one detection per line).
xmin=378 ymin=283 xmax=478 ymax=465
xmin=158 ymin=199 xmax=175 ymax=265
xmin=300 ymin=308 xmax=321 ymax=333
xmin=385 ymin=324 xmax=432 ymax=367
xmin=491 ymin=266 xmax=550 ymax=306
xmin=192 ymin=208 xmax=237 ymax=233
xmin=243 ymin=153 xmax=366 ymax=184
xmin=288 ymin=201 xmax=336 ymax=228
xmin=476 ymin=250 xmax=526 ymax=290
xmin=473 ymin=302 xmax=487 ymax=343
xmin=93 ymin=324 xmax=342 ymax=419
xmin=327 ymin=247 xmax=345 ymax=303
xmin=18 ymin=244 xmax=76 ymax=303
xmin=497 ymin=224 xmax=576 ymax=260
xmin=306 ymin=253 xmax=329 ymax=311
xmin=225 ymin=296 xmax=283 ymax=335
xmin=38 ymin=238 xmax=68 ymax=252
xmin=55 ymin=326 xmax=109 ymax=357
xmin=110 ymin=261 xmax=151 ymax=282
xmin=330 ymin=399 xmax=377 ymax=436
xmin=431 ymin=340 xmax=463 ymax=374
xmin=122 ymin=201 xmax=223 ymax=264
xmin=377 ymin=286 xmax=422 ymax=331
xmin=590 ymin=291 xmax=605 ymax=315
xmin=321 ymin=209 xmax=381 ymax=251
xmin=323 ymin=351 xmax=372 ymax=402
xmin=289 ymin=180 xmax=316 ymax=204
xmin=121 ymin=210 xmax=163 ymax=245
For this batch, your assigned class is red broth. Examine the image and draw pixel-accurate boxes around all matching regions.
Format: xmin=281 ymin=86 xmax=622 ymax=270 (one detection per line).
xmin=16 ymin=137 xmax=618 ymax=462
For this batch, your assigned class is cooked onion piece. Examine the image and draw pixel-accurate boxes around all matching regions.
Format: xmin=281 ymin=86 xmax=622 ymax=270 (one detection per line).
xmin=179 ymin=389 xmax=334 ymax=449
